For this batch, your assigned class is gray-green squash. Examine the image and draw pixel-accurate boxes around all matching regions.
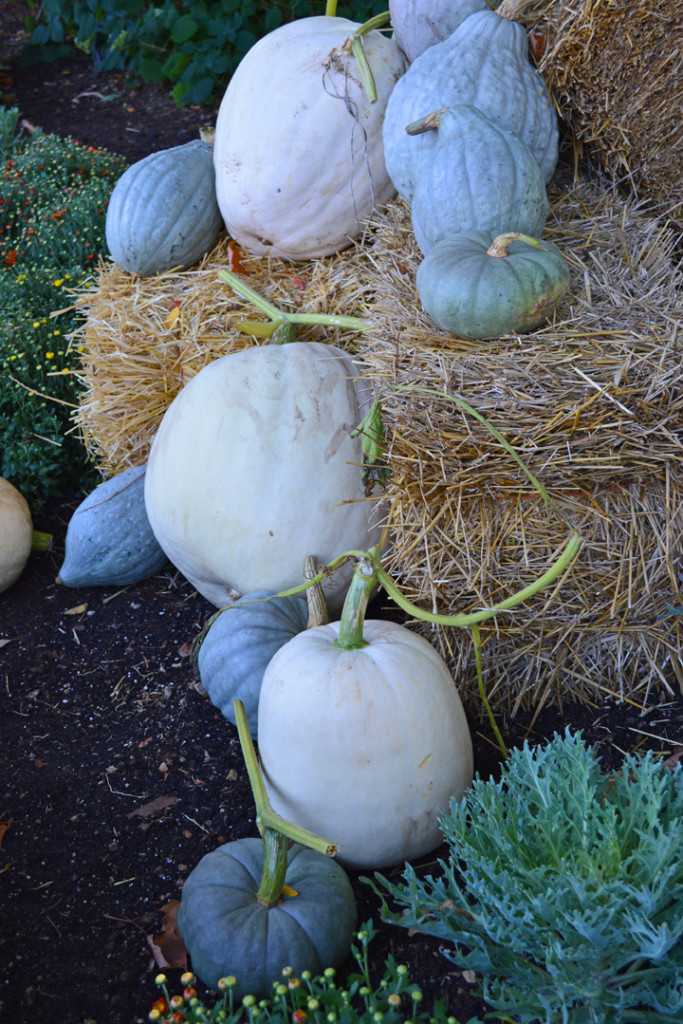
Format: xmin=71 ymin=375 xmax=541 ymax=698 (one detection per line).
xmin=409 ymin=105 xmax=549 ymax=254
xmin=57 ymin=465 xmax=168 ymax=587
xmin=416 ymin=230 xmax=571 ymax=339
xmin=195 ymin=591 xmax=310 ymax=737
xmin=382 ymin=7 xmax=558 ymax=200
xmin=105 ymin=139 xmax=223 ymax=276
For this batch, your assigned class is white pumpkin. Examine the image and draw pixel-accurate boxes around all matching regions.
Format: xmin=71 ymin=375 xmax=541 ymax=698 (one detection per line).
xmin=257 ymin=557 xmax=474 ymax=870
xmin=0 ymin=476 xmax=33 ymax=594
xmin=213 ymin=15 xmax=407 ymax=260
xmin=389 ymin=0 xmax=490 ymax=62
xmin=144 ymin=342 xmax=384 ymax=613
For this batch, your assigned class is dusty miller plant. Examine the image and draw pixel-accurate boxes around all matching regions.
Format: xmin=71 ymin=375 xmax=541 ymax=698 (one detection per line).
xmin=367 ymin=730 xmax=683 ymax=1024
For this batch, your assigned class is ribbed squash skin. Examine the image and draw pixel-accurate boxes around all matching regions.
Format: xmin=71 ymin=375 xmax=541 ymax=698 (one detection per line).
xmin=105 ymin=140 xmax=223 ymax=276
xmin=411 ymin=105 xmax=549 ymax=254
xmin=389 ymin=0 xmax=490 ymax=62
xmin=0 ymin=476 xmax=33 ymax=595
xmin=57 ymin=465 xmax=168 ymax=587
xmin=197 ymin=591 xmax=309 ymax=737
xmin=382 ymin=8 xmax=558 ymax=200
xmin=416 ymin=231 xmax=571 ymax=339
xmin=177 ymin=838 xmax=357 ymax=996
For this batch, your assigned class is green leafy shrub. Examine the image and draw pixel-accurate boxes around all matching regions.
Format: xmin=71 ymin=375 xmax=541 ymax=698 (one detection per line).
xmin=149 ymin=922 xmax=484 ymax=1024
xmin=0 ymin=107 xmax=128 ymax=509
xmin=22 ymin=0 xmax=389 ymax=108
xmin=368 ymin=730 xmax=683 ymax=1024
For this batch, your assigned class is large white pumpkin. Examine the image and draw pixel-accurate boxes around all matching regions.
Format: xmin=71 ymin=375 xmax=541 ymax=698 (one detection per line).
xmin=144 ymin=343 xmax=384 ymax=612
xmin=257 ymin=613 xmax=474 ymax=870
xmin=213 ymin=16 xmax=407 ymax=260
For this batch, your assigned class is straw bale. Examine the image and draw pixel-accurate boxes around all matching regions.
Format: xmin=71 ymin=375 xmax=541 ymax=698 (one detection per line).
xmin=496 ymin=0 xmax=683 ymax=224
xmin=357 ymin=183 xmax=683 ymax=711
xmin=71 ymin=179 xmax=683 ymax=712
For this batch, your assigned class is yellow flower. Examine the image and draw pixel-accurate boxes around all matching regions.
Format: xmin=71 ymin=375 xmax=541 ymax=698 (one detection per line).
xmin=33 ymin=321 xmax=40 ymax=328
xmin=54 ymin=278 xmax=63 ymax=287
xmin=45 ymin=352 xmax=54 ymax=359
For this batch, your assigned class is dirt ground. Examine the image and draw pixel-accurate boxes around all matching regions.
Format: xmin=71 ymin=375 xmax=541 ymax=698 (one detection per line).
xmin=1 ymin=17 xmax=683 ymax=1024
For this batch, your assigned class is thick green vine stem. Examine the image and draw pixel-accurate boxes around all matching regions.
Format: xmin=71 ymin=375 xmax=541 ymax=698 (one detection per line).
xmin=31 ymin=530 xmax=52 ymax=552
xmin=232 ymin=699 xmax=338 ymax=908
xmin=218 ymin=269 xmax=369 ymax=333
xmin=488 ymin=233 xmax=547 ymax=258
xmin=333 ymin=555 xmax=376 ymax=650
xmin=346 ymin=13 xmax=391 ymax=104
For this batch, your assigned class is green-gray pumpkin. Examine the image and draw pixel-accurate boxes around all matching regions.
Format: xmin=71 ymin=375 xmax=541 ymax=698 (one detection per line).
xmin=177 ymin=837 xmax=357 ymax=995
xmin=195 ymin=591 xmax=310 ymax=737
xmin=409 ymin=105 xmax=549 ymax=254
xmin=57 ymin=465 xmax=168 ymax=587
xmin=382 ymin=8 xmax=558 ymax=200
xmin=416 ymin=231 xmax=570 ymax=339
xmin=105 ymin=139 xmax=223 ymax=276
xmin=389 ymin=0 xmax=490 ymax=62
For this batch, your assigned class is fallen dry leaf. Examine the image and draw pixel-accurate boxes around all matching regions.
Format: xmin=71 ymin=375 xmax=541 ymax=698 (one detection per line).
xmin=0 ymin=818 xmax=12 ymax=849
xmin=65 ymin=603 xmax=88 ymax=616
xmin=662 ymin=745 xmax=683 ymax=770
xmin=151 ymin=900 xmax=187 ymax=970
xmin=126 ymin=796 xmax=179 ymax=820
xmin=0 ymin=638 xmax=17 ymax=649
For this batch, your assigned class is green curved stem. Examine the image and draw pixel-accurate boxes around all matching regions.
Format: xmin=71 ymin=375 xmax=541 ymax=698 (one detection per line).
xmin=369 ymin=534 xmax=581 ymax=627
xmin=471 ymin=624 xmax=509 ymax=757
xmin=333 ymin=555 xmax=376 ymax=650
xmin=391 ymin=383 xmax=553 ymax=506
xmin=233 ymin=699 xmax=338 ymax=909
xmin=218 ymin=269 xmax=369 ymax=333
xmin=325 ymin=0 xmax=337 ymax=14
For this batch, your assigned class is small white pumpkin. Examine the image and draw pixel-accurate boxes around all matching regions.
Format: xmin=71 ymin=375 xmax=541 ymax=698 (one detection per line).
xmin=213 ymin=16 xmax=407 ymax=259
xmin=0 ymin=476 xmax=33 ymax=594
xmin=257 ymin=554 xmax=474 ymax=870
xmin=144 ymin=342 xmax=384 ymax=613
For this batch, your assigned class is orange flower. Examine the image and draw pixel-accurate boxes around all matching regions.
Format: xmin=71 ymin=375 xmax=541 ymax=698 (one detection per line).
xmin=4 ymin=249 xmax=17 ymax=266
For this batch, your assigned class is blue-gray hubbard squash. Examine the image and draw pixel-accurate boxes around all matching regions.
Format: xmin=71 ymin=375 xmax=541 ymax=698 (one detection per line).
xmin=382 ymin=7 xmax=558 ymax=201
xmin=105 ymin=139 xmax=223 ymax=276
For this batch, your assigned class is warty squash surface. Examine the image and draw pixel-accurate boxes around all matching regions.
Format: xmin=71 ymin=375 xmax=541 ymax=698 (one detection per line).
xmin=382 ymin=7 xmax=558 ymax=201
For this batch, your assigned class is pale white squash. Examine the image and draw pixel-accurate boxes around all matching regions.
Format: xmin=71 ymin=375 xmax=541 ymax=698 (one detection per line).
xmin=389 ymin=0 xmax=490 ymax=62
xmin=257 ymin=557 xmax=474 ymax=870
xmin=0 ymin=476 xmax=33 ymax=594
xmin=213 ymin=16 xmax=407 ymax=260
xmin=144 ymin=343 xmax=384 ymax=613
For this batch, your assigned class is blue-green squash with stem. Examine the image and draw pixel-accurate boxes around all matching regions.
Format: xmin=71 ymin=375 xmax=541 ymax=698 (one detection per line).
xmin=408 ymin=105 xmax=549 ymax=254
xmin=177 ymin=701 xmax=357 ymax=997
xmin=382 ymin=6 xmax=558 ymax=200
xmin=416 ymin=230 xmax=571 ymax=339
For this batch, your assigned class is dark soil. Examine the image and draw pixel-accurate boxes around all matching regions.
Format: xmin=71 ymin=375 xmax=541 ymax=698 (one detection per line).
xmin=1 ymin=16 xmax=683 ymax=1024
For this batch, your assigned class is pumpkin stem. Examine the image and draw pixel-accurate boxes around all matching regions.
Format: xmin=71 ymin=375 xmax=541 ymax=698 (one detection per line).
xmin=346 ymin=13 xmax=392 ymax=104
xmin=487 ymin=232 xmax=547 ymax=258
xmin=333 ymin=555 xmax=376 ymax=650
xmin=405 ymin=107 xmax=449 ymax=136
xmin=31 ymin=530 xmax=52 ymax=552
xmin=218 ymin=269 xmax=369 ymax=333
xmin=325 ymin=0 xmax=337 ymax=15
xmin=233 ymin=699 xmax=339 ymax=908
xmin=304 ymin=556 xmax=329 ymax=628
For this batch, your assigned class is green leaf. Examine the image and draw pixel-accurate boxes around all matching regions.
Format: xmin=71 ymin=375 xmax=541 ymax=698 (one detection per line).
xmin=170 ymin=13 xmax=199 ymax=43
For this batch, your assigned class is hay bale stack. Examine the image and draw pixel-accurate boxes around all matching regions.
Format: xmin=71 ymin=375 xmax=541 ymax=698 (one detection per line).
xmin=70 ymin=181 xmax=683 ymax=711
xmin=496 ymin=0 xmax=683 ymax=224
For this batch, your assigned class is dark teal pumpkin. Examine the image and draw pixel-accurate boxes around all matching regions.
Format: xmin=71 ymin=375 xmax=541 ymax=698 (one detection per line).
xmin=409 ymin=105 xmax=549 ymax=254
xmin=416 ymin=231 xmax=571 ymax=339
xmin=177 ymin=836 xmax=357 ymax=996
xmin=196 ymin=591 xmax=309 ymax=737
xmin=57 ymin=465 xmax=168 ymax=587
